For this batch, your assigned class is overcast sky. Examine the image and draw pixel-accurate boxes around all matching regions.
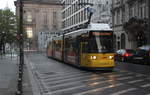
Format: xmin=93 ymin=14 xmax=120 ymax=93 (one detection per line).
xmin=0 ymin=0 xmax=16 ymax=12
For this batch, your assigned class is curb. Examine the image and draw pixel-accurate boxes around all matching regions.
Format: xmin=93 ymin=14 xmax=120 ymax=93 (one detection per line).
xmin=24 ymin=56 xmax=42 ymax=95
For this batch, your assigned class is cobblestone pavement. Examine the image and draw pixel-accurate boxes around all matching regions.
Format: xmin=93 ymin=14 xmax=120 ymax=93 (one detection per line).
xmin=26 ymin=52 xmax=150 ymax=95
xmin=0 ymin=53 xmax=33 ymax=95
xmin=0 ymin=54 xmax=18 ymax=95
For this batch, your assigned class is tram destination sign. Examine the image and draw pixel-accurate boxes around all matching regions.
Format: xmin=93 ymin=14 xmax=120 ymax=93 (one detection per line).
xmin=92 ymin=32 xmax=112 ymax=36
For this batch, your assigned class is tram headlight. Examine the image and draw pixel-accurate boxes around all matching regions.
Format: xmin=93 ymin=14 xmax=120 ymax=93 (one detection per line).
xmin=108 ymin=56 xmax=113 ymax=59
xmin=91 ymin=56 xmax=97 ymax=60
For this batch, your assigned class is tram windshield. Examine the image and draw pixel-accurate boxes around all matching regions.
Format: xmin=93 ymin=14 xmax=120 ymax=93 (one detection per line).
xmin=88 ymin=31 xmax=114 ymax=53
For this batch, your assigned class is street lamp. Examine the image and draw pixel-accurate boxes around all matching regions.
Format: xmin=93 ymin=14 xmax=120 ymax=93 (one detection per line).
xmin=16 ymin=0 xmax=24 ymax=95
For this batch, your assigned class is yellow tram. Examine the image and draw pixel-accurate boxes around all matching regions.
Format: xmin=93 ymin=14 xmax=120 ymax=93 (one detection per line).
xmin=47 ymin=23 xmax=115 ymax=70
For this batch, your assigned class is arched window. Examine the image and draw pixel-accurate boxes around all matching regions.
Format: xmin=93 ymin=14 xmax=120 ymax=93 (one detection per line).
xmin=121 ymin=33 xmax=126 ymax=49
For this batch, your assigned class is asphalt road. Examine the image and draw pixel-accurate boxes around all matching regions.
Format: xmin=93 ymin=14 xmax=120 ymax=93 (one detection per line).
xmin=25 ymin=52 xmax=150 ymax=95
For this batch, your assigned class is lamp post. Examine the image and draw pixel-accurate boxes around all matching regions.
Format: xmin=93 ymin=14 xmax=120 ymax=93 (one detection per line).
xmin=148 ymin=0 xmax=150 ymax=44
xmin=18 ymin=0 xmax=24 ymax=66
xmin=16 ymin=0 xmax=24 ymax=94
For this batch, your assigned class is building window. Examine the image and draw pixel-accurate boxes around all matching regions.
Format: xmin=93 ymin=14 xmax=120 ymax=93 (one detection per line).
xmin=129 ymin=6 xmax=134 ymax=18
xmin=26 ymin=12 xmax=32 ymax=22
xmin=121 ymin=33 xmax=126 ymax=49
xmin=26 ymin=27 xmax=33 ymax=38
xmin=53 ymin=11 xmax=57 ymax=22
xmin=139 ymin=2 xmax=146 ymax=18
xmin=116 ymin=10 xmax=120 ymax=25
xmin=53 ymin=11 xmax=57 ymax=29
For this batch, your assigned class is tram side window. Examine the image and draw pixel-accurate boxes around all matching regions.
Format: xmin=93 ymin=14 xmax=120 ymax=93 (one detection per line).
xmin=69 ymin=39 xmax=76 ymax=53
xmin=48 ymin=42 xmax=52 ymax=49
xmin=54 ymin=41 xmax=61 ymax=51
xmin=65 ymin=37 xmax=70 ymax=50
xmin=65 ymin=36 xmax=77 ymax=54
xmin=72 ymin=38 xmax=77 ymax=53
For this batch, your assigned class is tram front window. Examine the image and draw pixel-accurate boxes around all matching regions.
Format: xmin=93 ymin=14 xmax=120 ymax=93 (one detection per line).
xmin=88 ymin=31 xmax=114 ymax=53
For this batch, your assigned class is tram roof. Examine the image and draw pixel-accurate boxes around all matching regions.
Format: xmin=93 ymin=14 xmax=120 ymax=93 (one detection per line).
xmin=65 ymin=23 xmax=112 ymax=36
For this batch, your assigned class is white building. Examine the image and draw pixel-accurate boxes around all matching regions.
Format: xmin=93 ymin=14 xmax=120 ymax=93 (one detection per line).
xmin=62 ymin=0 xmax=112 ymax=32
xmin=38 ymin=30 xmax=60 ymax=51
xmin=62 ymin=0 xmax=91 ymax=32
xmin=91 ymin=0 xmax=112 ymax=25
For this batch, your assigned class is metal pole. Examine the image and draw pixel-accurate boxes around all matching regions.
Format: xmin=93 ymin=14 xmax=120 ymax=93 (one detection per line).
xmin=16 ymin=0 xmax=24 ymax=94
xmin=148 ymin=0 xmax=150 ymax=44
xmin=19 ymin=0 xmax=24 ymax=66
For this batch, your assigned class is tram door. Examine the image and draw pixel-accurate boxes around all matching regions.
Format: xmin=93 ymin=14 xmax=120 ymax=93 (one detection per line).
xmin=80 ymin=42 xmax=88 ymax=66
xmin=76 ymin=38 xmax=81 ymax=66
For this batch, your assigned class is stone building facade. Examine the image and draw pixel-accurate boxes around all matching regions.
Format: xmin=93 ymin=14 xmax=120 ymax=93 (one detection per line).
xmin=14 ymin=0 xmax=62 ymax=50
xmin=112 ymin=0 xmax=150 ymax=50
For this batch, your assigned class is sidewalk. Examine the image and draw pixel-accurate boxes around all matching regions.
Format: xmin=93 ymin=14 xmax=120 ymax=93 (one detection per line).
xmin=0 ymin=54 xmax=33 ymax=95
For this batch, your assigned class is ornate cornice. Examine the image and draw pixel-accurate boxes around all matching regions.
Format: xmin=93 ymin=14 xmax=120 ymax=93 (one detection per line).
xmin=14 ymin=0 xmax=62 ymax=6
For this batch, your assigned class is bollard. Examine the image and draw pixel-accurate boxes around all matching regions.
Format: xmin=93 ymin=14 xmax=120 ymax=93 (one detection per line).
xmin=16 ymin=63 xmax=24 ymax=95
xmin=16 ymin=90 xmax=21 ymax=95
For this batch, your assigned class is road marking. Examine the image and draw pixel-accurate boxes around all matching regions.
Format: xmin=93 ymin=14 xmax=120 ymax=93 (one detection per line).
xmin=116 ymin=68 xmax=148 ymax=77
xmin=135 ymin=74 xmax=145 ymax=77
xmin=50 ymin=85 xmax=86 ymax=94
xmin=41 ymin=79 xmax=49 ymax=91
xmin=45 ymin=73 xmax=129 ymax=86
xmin=24 ymin=56 xmax=41 ymax=95
xmin=41 ymin=71 xmax=90 ymax=79
xmin=108 ymin=74 xmax=124 ymax=77
xmin=119 ymin=70 xmax=129 ymax=73
xmin=126 ymin=72 xmax=134 ymax=75
xmin=128 ymin=79 xmax=143 ymax=83
xmin=147 ymin=77 xmax=150 ymax=80
xmin=47 ymin=78 xmax=109 ymax=89
xmin=74 ymin=83 xmax=124 ymax=95
xmin=44 ymin=72 xmax=91 ymax=82
xmin=45 ymin=75 xmax=97 ymax=85
xmin=110 ymin=88 xmax=137 ymax=95
xmin=141 ymin=84 xmax=150 ymax=88
xmin=117 ymin=76 xmax=133 ymax=80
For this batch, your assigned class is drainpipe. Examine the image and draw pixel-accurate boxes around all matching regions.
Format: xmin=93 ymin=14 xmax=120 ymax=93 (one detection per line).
xmin=148 ymin=0 xmax=150 ymax=44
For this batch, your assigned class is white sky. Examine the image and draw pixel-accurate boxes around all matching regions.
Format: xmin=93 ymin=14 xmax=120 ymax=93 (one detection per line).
xmin=0 ymin=0 xmax=16 ymax=12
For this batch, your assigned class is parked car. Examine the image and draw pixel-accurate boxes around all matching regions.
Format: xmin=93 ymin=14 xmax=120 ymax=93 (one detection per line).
xmin=115 ymin=49 xmax=136 ymax=62
xmin=132 ymin=45 xmax=150 ymax=65
xmin=139 ymin=45 xmax=150 ymax=51
xmin=132 ymin=49 xmax=148 ymax=64
xmin=139 ymin=45 xmax=150 ymax=65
